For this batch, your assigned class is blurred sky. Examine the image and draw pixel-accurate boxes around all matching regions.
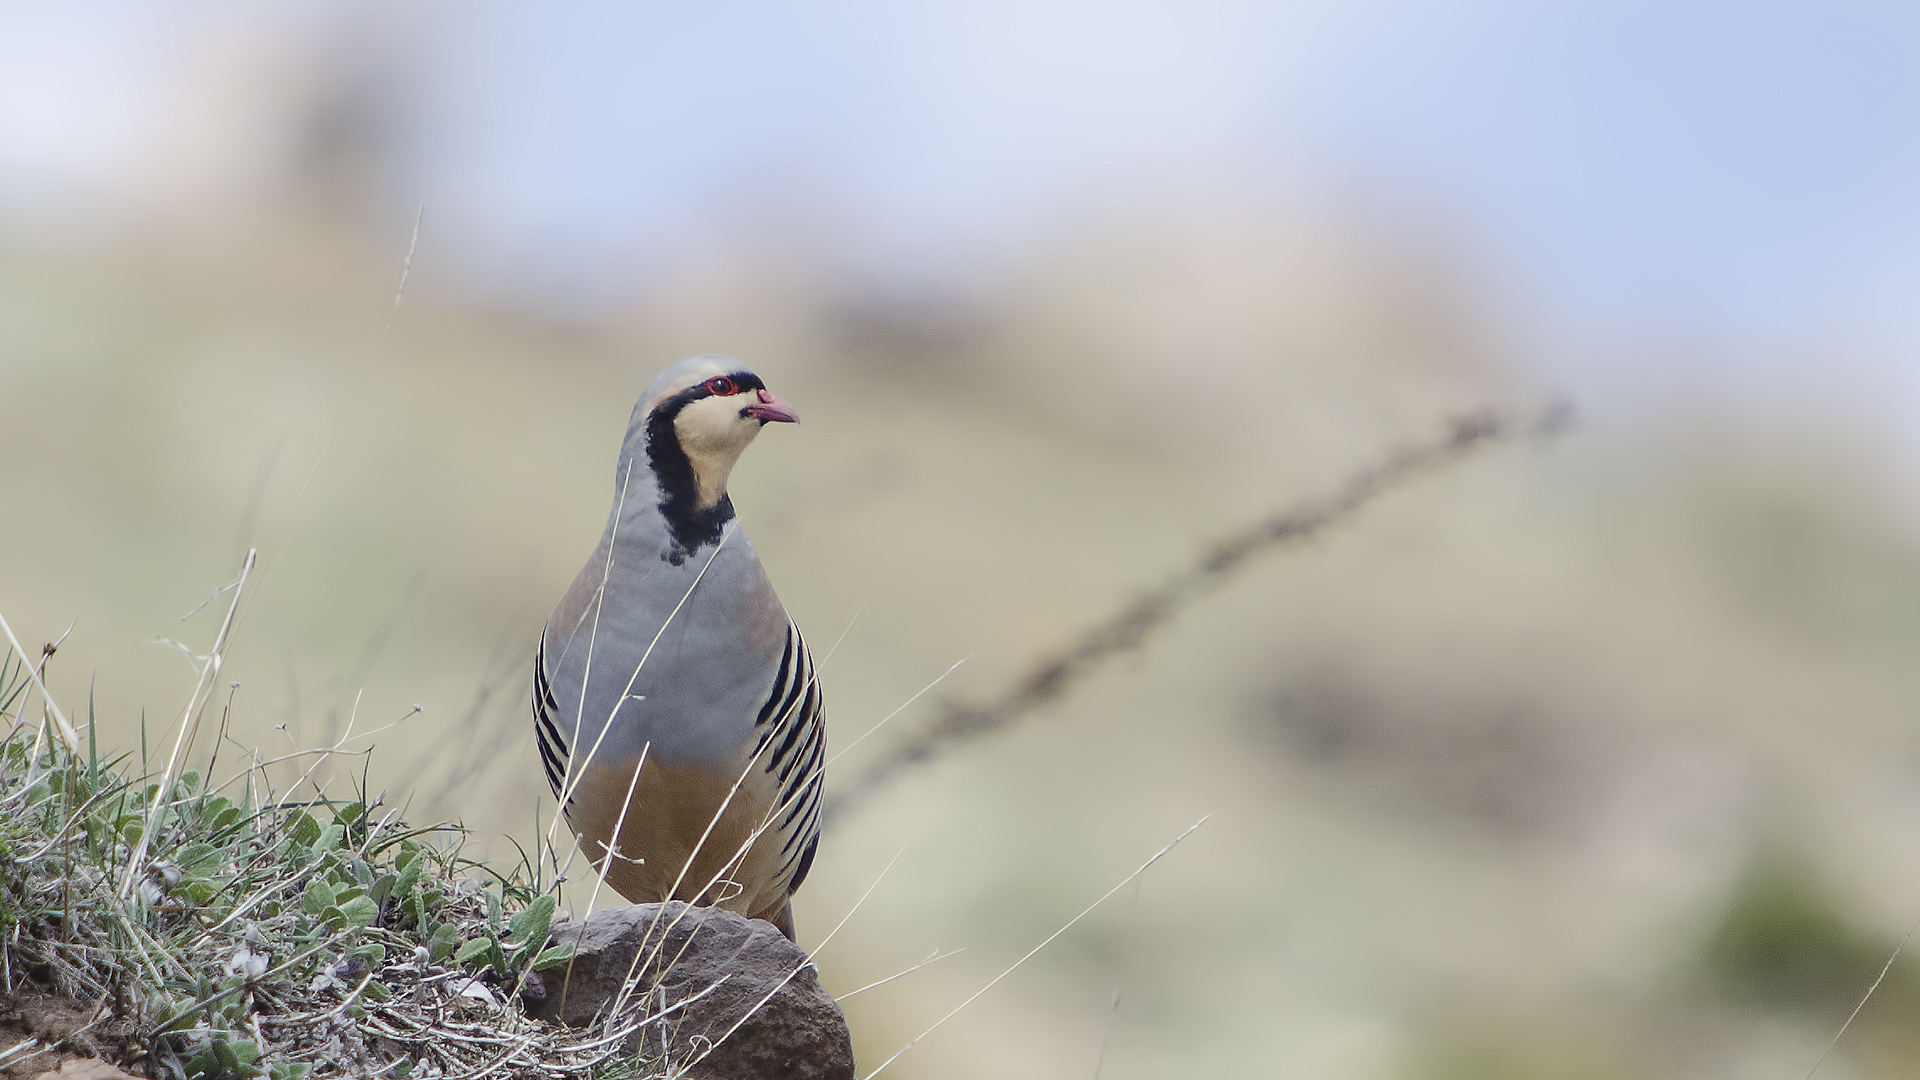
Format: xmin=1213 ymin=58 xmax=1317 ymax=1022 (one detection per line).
xmin=2 ymin=1 xmax=1917 ymax=409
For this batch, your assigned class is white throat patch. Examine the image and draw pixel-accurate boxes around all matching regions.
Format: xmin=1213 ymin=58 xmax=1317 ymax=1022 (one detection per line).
xmin=673 ymin=397 xmax=764 ymax=507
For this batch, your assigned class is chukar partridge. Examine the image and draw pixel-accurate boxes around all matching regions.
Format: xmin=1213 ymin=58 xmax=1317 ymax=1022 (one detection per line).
xmin=533 ymin=356 xmax=823 ymax=940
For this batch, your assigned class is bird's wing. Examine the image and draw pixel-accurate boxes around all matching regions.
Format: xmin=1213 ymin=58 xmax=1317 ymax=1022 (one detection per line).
xmin=532 ymin=627 xmax=571 ymax=805
xmin=752 ymin=618 xmax=826 ymax=897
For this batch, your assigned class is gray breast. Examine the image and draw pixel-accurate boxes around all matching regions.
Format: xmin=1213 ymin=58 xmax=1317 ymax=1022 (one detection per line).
xmin=538 ymin=519 xmax=791 ymax=785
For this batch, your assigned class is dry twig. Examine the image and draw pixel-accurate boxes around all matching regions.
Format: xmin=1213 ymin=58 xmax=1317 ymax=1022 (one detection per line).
xmin=827 ymin=403 xmax=1572 ymax=822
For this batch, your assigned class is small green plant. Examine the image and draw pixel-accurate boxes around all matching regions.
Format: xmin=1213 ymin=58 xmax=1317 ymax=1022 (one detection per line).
xmin=0 ymin=646 xmax=651 ymax=1078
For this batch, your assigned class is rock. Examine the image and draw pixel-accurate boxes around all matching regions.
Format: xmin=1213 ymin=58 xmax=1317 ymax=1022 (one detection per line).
xmin=525 ymin=902 xmax=854 ymax=1080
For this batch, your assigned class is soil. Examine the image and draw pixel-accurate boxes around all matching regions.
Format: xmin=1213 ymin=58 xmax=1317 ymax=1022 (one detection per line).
xmin=0 ymin=989 xmax=133 ymax=1080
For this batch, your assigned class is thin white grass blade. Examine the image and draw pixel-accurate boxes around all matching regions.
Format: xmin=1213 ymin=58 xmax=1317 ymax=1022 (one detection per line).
xmin=122 ymin=549 xmax=256 ymax=898
xmin=278 ymin=687 xmax=365 ymax=810
xmin=609 ymin=730 xmax=776 ymax=1018
xmin=385 ymin=201 xmax=425 ymax=332
xmin=341 ymin=686 xmax=364 ymax=743
xmin=45 ymin=618 xmax=75 ymax=657
xmin=863 ymin=816 xmax=1209 ymax=1080
xmin=545 ymin=461 xmax=635 ymax=852
xmin=21 ymin=687 xmax=46 ymax=788
xmin=582 ymin=743 xmax=650 ymax=913
xmin=645 ymin=675 xmax=840 ymax=957
xmin=336 ymin=704 xmax=422 ymax=746
xmin=826 ymin=655 xmax=969 ymax=769
xmin=836 ymin=949 xmax=964 ymax=1002
xmin=206 ymin=745 xmax=371 ymax=798
xmin=548 ymin=462 xmax=662 ymax=853
xmin=0 ymin=1038 xmax=40 ymax=1068
xmin=1805 ymin=909 xmax=1920 ymax=1080
xmin=820 ymin=555 xmax=897 ymax=669
xmin=811 ymin=836 xmax=915 ymax=957
xmin=545 ymin=744 xmax=650 ymax=1010
xmin=178 ymin=570 xmax=246 ymax=622
xmin=606 ymin=656 xmax=837 ymax=1021
xmin=0 ymin=608 xmax=77 ymax=752
xmin=584 ymin=526 xmax=741 ymax=902
xmin=678 ymin=957 xmax=811 ymax=1074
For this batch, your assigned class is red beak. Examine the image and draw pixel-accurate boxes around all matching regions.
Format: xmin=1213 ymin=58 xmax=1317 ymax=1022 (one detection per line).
xmin=743 ymin=387 xmax=799 ymax=424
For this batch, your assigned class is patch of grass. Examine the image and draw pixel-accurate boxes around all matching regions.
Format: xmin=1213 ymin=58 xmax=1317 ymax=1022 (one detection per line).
xmin=1702 ymin=845 xmax=1917 ymax=1017
xmin=0 ymin=649 xmax=652 ymax=1079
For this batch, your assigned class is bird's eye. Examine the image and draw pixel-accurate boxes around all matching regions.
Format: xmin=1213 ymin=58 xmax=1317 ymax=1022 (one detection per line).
xmin=704 ymin=377 xmax=738 ymax=396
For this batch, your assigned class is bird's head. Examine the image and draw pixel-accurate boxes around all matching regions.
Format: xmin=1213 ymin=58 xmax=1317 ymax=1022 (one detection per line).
xmin=636 ymin=355 xmax=799 ymax=508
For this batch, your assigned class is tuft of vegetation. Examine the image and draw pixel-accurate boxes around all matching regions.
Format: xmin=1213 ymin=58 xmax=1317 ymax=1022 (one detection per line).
xmin=1703 ymin=846 xmax=1920 ymax=1018
xmin=0 ymin=648 xmax=654 ymax=1079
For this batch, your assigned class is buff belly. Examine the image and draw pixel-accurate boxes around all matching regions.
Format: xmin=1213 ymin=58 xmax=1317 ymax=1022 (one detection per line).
xmin=566 ymin=753 xmax=791 ymax=925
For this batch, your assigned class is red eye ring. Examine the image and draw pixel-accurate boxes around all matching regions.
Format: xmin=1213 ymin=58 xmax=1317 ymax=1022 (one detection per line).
xmin=704 ymin=377 xmax=738 ymax=396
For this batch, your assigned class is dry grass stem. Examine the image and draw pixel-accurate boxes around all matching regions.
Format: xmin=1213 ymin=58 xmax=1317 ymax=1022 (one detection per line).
xmin=828 ymin=403 xmax=1572 ymax=821
xmin=862 ymin=816 xmax=1209 ymax=1079
xmin=833 ymin=949 xmax=963 ymax=1003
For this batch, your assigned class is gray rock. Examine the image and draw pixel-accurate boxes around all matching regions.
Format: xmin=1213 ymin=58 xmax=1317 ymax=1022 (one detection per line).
xmin=524 ymin=902 xmax=854 ymax=1080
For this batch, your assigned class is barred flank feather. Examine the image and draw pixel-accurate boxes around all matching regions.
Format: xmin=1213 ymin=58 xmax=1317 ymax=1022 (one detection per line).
xmin=756 ymin=621 xmax=825 ymax=895
xmin=532 ymin=630 xmax=570 ymax=804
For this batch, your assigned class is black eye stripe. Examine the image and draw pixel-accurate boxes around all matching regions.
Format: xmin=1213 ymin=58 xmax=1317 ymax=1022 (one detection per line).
xmin=679 ymin=372 xmax=764 ymax=405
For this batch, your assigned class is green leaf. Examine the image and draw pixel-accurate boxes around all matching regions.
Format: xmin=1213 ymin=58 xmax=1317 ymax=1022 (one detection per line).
xmin=205 ymin=796 xmax=241 ymax=833
xmin=454 ymin=937 xmax=492 ymax=966
xmin=369 ymin=873 xmax=398 ymax=905
xmin=338 ymin=895 xmax=378 ymax=928
xmin=394 ymin=855 xmax=421 ymax=898
xmin=362 ymin=979 xmax=391 ymax=1001
xmin=427 ymin=921 xmax=459 ymax=961
xmin=352 ymin=942 xmax=387 ymax=965
xmin=315 ymin=824 xmax=344 ymax=852
xmin=288 ymin=812 xmax=321 ymax=847
xmin=178 ymin=842 xmax=221 ymax=878
xmin=302 ymin=879 xmax=336 ymax=916
xmin=532 ymin=943 xmax=576 ymax=970
xmin=509 ymin=894 xmax=556 ymax=968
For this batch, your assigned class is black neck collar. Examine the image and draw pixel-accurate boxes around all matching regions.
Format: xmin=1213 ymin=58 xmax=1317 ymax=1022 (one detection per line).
xmin=644 ymin=385 xmax=741 ymax=565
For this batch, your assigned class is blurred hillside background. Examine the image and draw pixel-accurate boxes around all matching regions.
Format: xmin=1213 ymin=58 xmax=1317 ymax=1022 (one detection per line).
xmin=5 ymin=2 xmax=1920 ymax=1077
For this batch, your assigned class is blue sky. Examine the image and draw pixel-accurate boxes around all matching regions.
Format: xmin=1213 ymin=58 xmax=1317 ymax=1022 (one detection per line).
xmin=3 ymin=1 xmax=1917 ymax=382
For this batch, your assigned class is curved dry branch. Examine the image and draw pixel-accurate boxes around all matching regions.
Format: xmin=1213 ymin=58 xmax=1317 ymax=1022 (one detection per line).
xmin=826 ymin=402 xmax=1573 ymax=823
